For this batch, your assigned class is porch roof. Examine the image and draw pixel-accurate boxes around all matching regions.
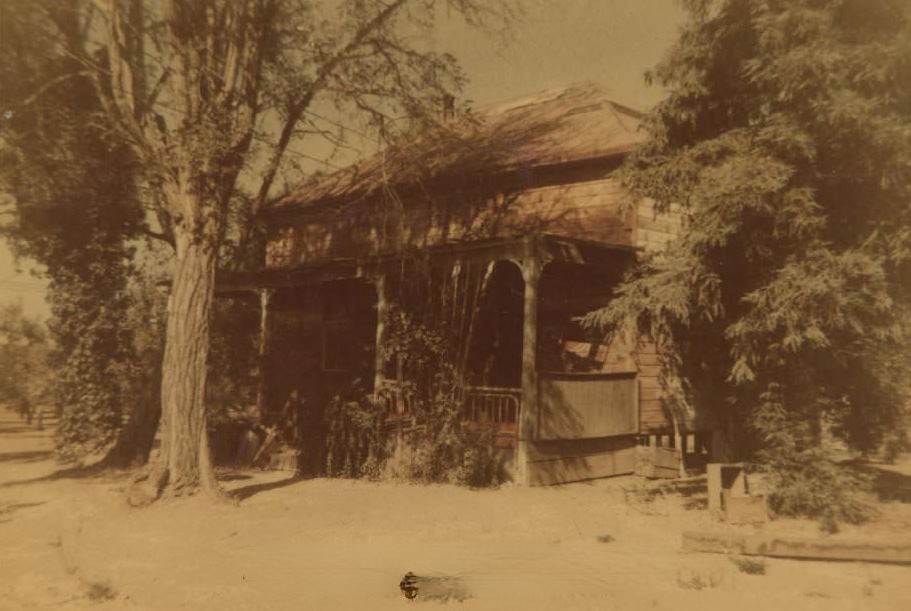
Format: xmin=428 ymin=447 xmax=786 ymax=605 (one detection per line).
xmin=217 ymin=233 xmax=639 ymax=295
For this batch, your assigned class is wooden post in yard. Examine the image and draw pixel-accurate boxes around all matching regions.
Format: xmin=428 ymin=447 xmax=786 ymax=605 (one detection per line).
xmin=517 ymin=238 xmax=541 ymax=486
xmin=373 ymin=273 xmax=388 ymax=392
xmin=255 ymin=288 xmax=274 ymax=417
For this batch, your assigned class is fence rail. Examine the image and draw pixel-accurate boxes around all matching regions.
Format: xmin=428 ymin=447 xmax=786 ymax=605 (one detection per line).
xmin=375 ymin=382 xmax=521 ymax=448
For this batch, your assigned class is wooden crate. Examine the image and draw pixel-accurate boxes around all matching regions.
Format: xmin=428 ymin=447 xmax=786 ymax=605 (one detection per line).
xmin=635 ymin=445 xmax=680 ymax=479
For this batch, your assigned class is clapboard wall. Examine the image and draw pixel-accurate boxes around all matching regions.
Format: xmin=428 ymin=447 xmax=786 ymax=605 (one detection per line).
xmin=264 ymin=174 xmax=636 ymax=269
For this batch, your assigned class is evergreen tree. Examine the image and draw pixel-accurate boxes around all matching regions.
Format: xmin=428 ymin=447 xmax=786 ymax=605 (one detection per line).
xmin=586 ymin=0 xmax=911 ymax=527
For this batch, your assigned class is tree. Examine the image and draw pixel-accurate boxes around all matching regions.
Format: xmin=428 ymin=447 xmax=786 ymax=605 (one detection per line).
xmin=0 ymin=0 xmax=150 ymax=465
xmin=0 ymin=303 xmax=50 ymax=422
xmin=4 ymin=0 xmax=518 ymax=499
xmin=585 ymin=0 xmax=911 ymax=525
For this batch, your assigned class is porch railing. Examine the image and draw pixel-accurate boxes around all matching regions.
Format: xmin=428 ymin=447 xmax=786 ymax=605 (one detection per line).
xmin=375 ymin=381 xmax=521 ymax=448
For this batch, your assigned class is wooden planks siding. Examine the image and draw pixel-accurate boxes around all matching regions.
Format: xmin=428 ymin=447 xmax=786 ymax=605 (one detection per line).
xmin=264 ymin=177 xmax=636 ymax=269
xmin=634 ymin=199 xmax=683 ymax=253
xmin=631 ymin=339 xmax=675 ymax=433
xmin=527 ymin=435 xmax=637 ymax=485
xmin=631 ymin=198 xmax=684 ymax=432
xmin=537 ymin=372 xmax=638 ymax=439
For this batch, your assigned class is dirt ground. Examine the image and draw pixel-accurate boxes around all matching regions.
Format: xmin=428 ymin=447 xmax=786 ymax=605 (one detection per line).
xmin=2 ymin=407 xmax=910 ymax=610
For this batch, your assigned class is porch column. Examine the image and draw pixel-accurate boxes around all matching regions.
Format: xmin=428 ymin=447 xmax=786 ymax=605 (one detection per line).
xmin=517 ymin=241 xmax=542 ymax=485
xmin=373 ymin=273 xmax=388 ymax=392
xmin=255 ymin=288 xmax=274 ymax=417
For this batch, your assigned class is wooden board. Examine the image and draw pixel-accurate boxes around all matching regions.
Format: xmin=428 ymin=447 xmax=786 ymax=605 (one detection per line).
xmin=528 ymin=443 xmax=636 ymax=485
xmin=527 ymin=435 xmax=635 ymax=462
xmin=538 ymin=372 xmax=638 ymax=440
xmin=265 ymin=176 xmax=637 ymax=269
xmin=682 ymin=531 xmax=911 ymax=564
xmin=634 ymin=445 xmax=680 ymax=479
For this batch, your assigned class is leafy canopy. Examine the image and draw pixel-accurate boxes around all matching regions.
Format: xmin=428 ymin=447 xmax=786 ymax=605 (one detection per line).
xmin=0 ymin=0 xmax=146 ymax=461
xmin=0 ymin=303 xmax=50 ymax=418
xmin=586 ymin=0 xmax=911 ymax=458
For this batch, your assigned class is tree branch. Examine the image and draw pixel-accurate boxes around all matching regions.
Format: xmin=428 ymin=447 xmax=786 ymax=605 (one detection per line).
xmin=141 ymin=227 xmax=176 ymax=249
xmin=14 ymin=71 xmax=92 ymax=107
xmin=253 ymin=0 xmax=410 ymax=211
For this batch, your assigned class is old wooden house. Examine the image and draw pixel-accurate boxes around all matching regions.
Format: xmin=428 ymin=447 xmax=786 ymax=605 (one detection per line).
xmin=222 ymin=84 xmax=698 ymax=485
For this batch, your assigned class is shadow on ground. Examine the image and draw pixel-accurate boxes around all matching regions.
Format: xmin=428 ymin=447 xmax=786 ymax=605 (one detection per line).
xmin=847 ymin=461 xmax=911 ymax=503
xmin=624 ymin=476 xmax=709 ymax=511
xmin=230 ymin=475 xmax=303 ymax=501
xmin=0 ymin=500 xmax=46 ymax=524
xmin=0 ymin=463 xmax=109 ymax=489
xmin=0 ymin=450 xmax=53 ymax=463
xmin=215 ymin=472 xmax=254 ymax=482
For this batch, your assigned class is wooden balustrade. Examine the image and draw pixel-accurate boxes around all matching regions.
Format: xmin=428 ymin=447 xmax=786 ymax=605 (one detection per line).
xmin=374 ymin=382 xmax=521 ymax=448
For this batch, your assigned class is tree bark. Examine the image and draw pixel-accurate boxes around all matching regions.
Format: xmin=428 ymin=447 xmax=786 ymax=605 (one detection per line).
xmin=153 ymin=233 xmax=222 ymax=497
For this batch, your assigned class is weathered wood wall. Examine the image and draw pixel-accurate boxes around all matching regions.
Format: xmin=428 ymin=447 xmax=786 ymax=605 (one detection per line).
xmin=264 ymin=176 xmax=636 ymax=269
xmin=526 ymin=435 xmax=638 ymax=485
xmin=635 ymin=199 xmax=683 ymax=253
xmin=633 ymin=197 xmax=686 ymax=433
xmin=265 ymin=282 xmax=377 ymax=474
xmin=633 ymin=340 xmax=675 ymax=433
xmin=260 ymin=164 xmax=690 ymax=484
xmin=538 ymin=373 xmax=639 ymax=439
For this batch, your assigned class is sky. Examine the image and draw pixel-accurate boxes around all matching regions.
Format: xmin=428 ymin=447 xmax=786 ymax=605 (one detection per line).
xmin=0 ymin=0 xmax=685 ymax=323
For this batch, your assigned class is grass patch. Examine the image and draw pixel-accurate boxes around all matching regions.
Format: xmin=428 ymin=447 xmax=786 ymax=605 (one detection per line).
xmin=729 ymin=556 xmax=766 ymax=575
xmin=85 ymin=581 xmax=116 ymax=602
xmin=676 ymin=569 xmax=722 ymax=590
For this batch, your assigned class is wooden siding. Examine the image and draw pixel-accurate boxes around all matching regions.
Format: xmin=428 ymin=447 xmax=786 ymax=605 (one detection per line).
xmin=265 ymin=282 xmax=378 ymax=473
xmin=261 ymin=163 xmax=691 ymax=445
xmin=527 ymin=435 xmax=637 ymax=485
xmin=537 ymin=372 xmax=638 ymax=439
xmin=635 ymin=199 xmax=683 ymax=253
xmin=265 ymin=176 xmax=636 ymax=269
xmin=554 ymin=335 xmax=676 ymax=434
xmin=632 ymin=339 xmax=680 ymax=433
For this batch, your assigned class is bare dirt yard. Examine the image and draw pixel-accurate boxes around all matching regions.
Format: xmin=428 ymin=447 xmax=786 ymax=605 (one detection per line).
xmin=2 ymin=407 xmax=911 ymax=611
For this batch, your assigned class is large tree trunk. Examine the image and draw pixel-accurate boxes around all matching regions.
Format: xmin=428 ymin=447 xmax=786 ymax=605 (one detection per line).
xmin=152 ymin=234 xmax=222 ymax=497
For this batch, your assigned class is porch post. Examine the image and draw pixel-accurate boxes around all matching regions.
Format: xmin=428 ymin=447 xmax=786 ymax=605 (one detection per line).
xmin=255 ymin=288 xmax=274 ymax=417
xmin=373 ymin=272 xmax=388 ymax=392
xmin=517 ymin=238 xmax=541 ymax=485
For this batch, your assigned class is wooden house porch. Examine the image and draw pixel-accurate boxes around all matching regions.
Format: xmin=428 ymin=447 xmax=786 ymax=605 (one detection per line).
xmin=217 ymin=84 xmax=703 ymax=484
xmin=220 ymin=232 xmax=685 ymax=485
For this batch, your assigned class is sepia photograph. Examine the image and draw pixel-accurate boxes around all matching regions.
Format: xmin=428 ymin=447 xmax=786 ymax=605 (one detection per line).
xmin=1 ymin=0 xmax=910 ymax=608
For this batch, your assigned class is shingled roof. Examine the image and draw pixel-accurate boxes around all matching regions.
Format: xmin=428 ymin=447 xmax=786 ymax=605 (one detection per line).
xmin=269 ymin=83 xmax=645 ymax=213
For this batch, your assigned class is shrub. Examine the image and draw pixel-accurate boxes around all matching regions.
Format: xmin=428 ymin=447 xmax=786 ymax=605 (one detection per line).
xmin=323 ymin=310 xmax=504 ymax=487
xmin=761 ymin=448 xmax=871 ymax=533
xmin=324 ymin=381 xmax=504 ymax=487
xmin=0 ymin=303 xmax=50 ymax=421
xmin=751 ymin=387 xmax=873 ymax=532
xmin=676 ymin=568 xmax=722 ymax=590
xmin=393 ymin=373 xmax=502 ymax=487
xmin=324 ymin=386 xmax=387 ymax=479
xmin=729 ymin=557 xmax=766 ymax=575
xmin=881 ymin=428 xmax=910 ymax=465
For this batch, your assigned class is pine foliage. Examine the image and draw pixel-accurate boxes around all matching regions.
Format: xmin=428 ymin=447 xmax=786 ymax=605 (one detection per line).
xmin=585 ymin=0 xmax=911 ymax=524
